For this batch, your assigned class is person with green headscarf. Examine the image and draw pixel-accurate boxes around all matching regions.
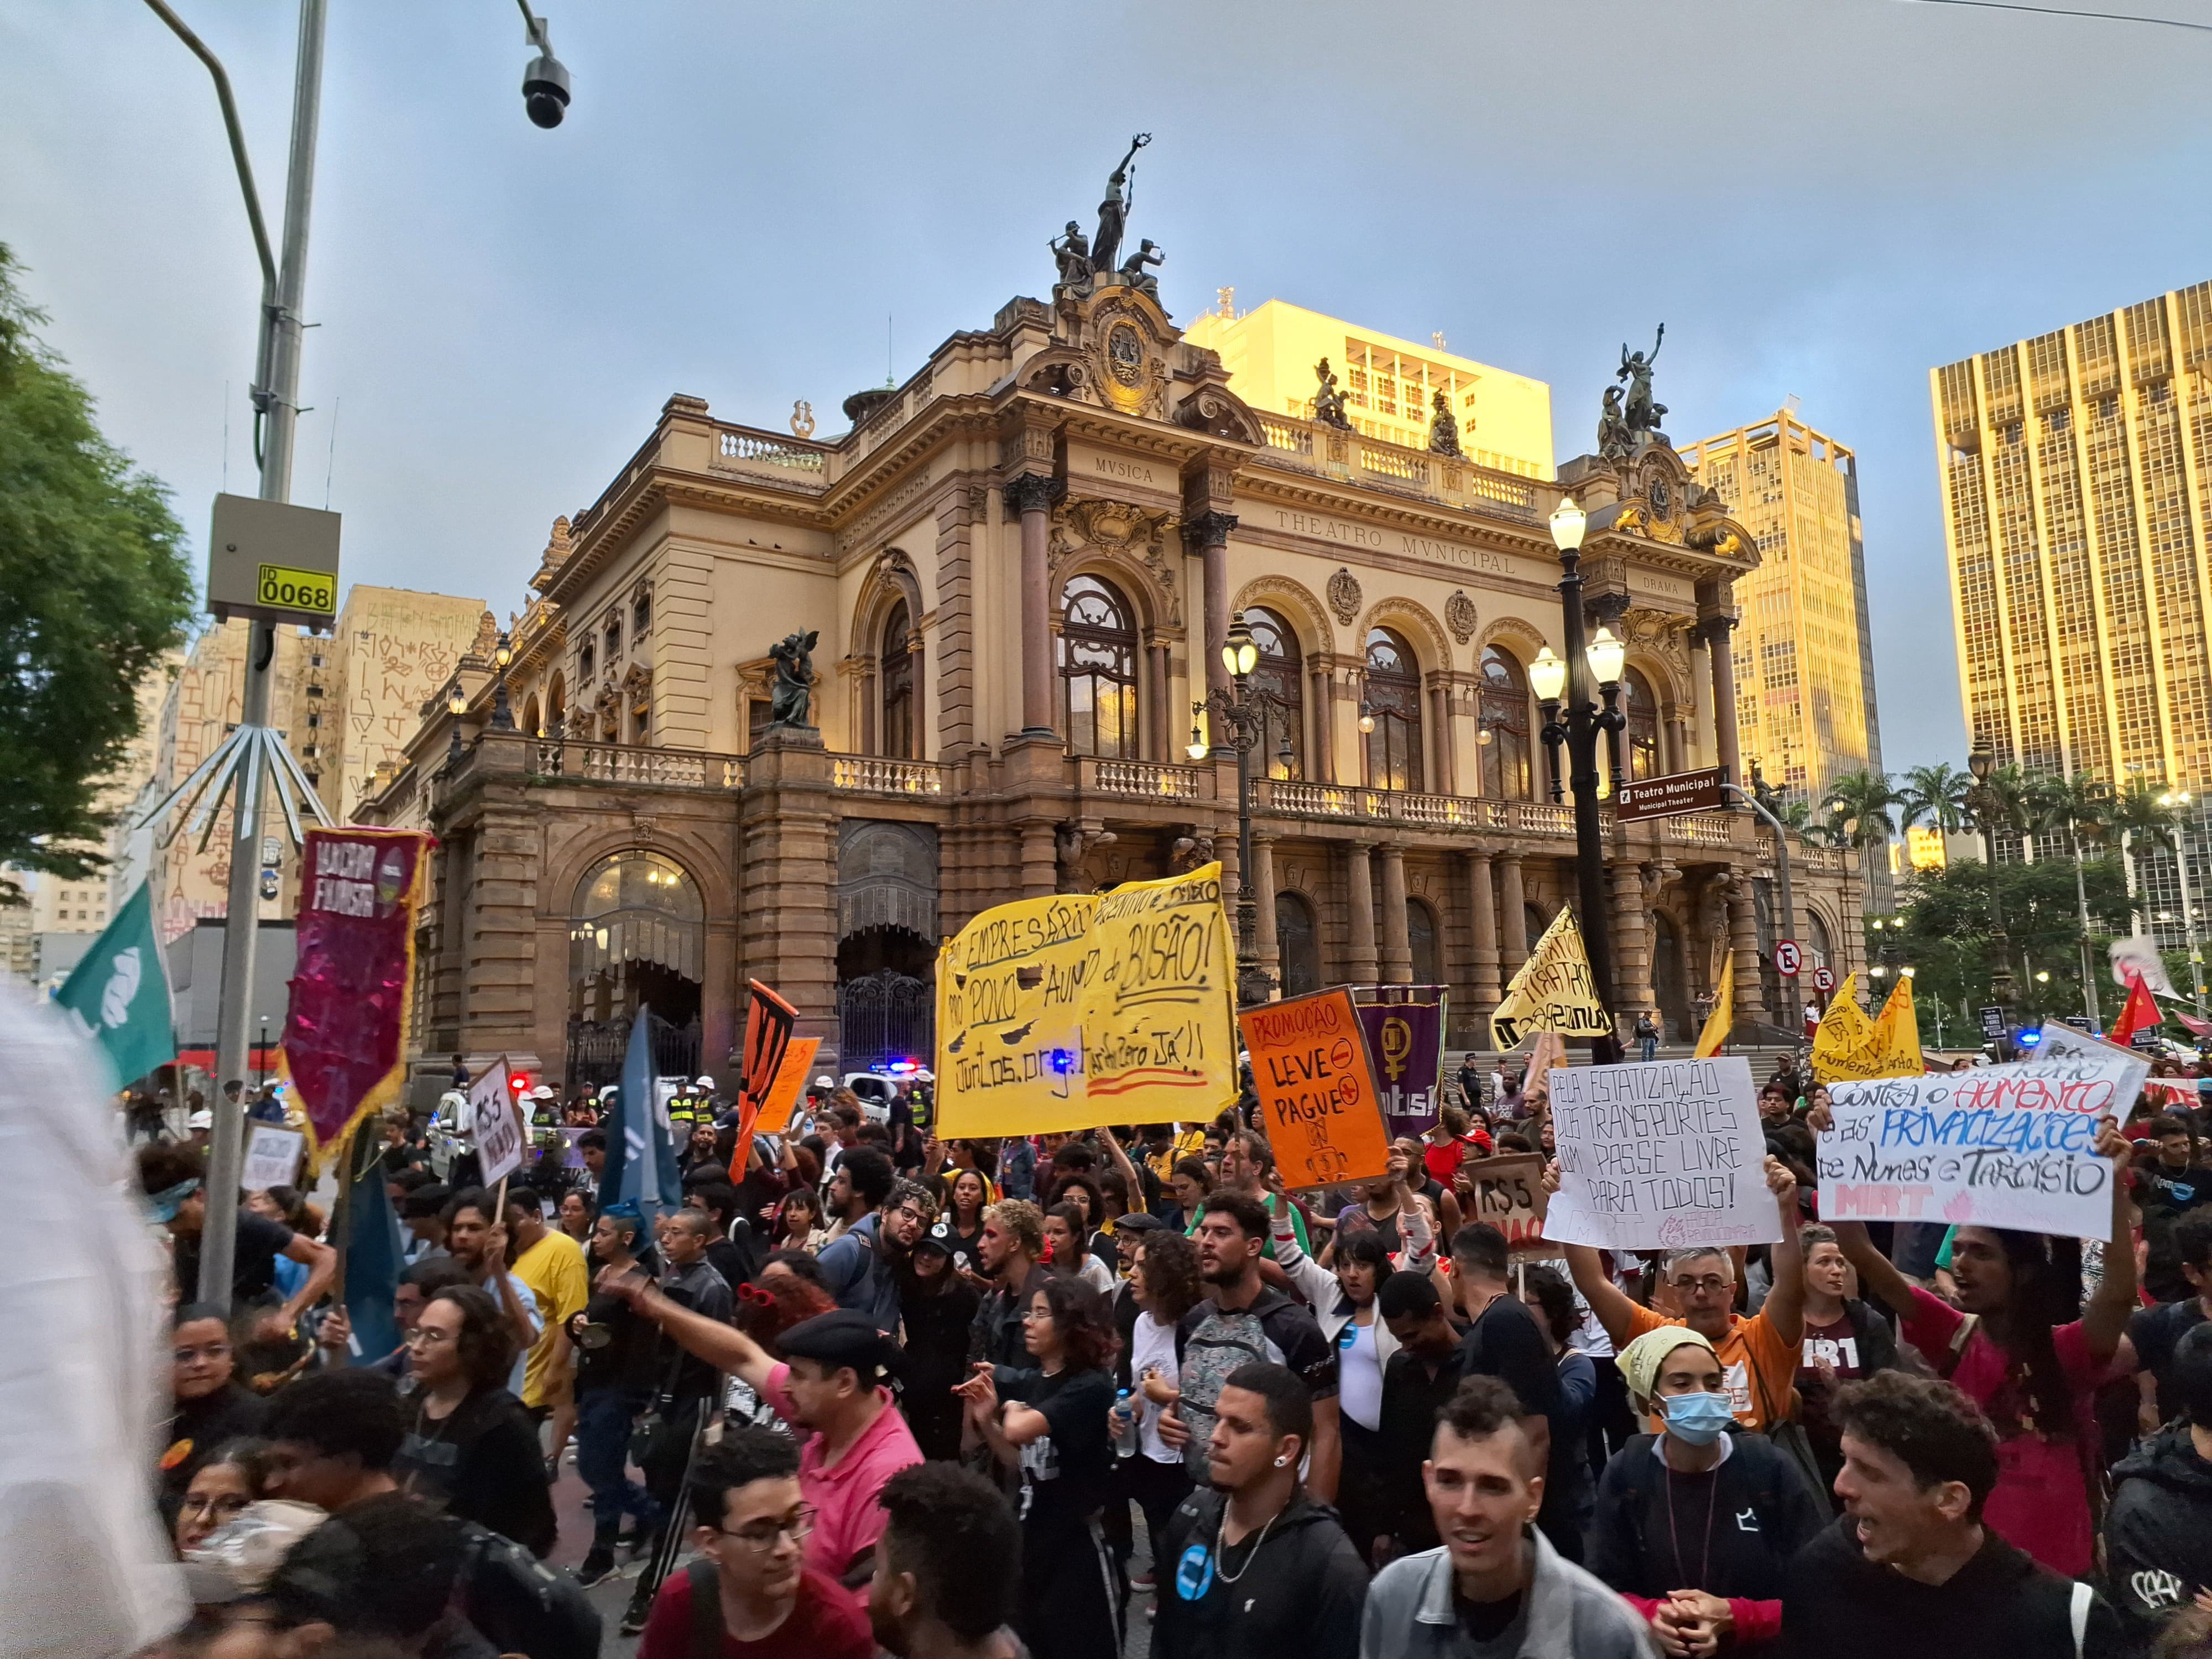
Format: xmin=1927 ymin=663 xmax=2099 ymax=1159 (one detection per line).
xmin=1588 ymin=1327 xmax=1824 ymax=1656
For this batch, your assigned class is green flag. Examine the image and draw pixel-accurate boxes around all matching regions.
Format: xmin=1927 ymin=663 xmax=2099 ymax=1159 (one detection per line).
xmin=54 ymin=883 xmax=175 ymax=1088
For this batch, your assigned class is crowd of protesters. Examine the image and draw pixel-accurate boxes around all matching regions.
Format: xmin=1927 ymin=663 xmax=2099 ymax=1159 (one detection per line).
xmin=107 ymin=1041 xmax=2212 ymax=1659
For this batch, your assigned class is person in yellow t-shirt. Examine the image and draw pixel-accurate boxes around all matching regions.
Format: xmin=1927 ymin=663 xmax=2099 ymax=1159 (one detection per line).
xmin=1553 ymin=1156 xmax=1808 ymax=1432
xmin=507 ymin=1188 xmax=592 ymax=1471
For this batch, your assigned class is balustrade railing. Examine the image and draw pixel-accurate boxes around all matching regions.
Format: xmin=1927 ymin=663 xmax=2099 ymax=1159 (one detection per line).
xmin=531 ymin=740 xmax=744 ymax=789
xmin=1086 ymin=759 xmax=1207 ymax=800
xmin=832 ymin=756 xmax=948 ymax=795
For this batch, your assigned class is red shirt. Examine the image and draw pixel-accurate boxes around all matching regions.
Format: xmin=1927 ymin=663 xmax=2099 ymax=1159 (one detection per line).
xmin=761 ymin=1361 xmax=923 ymax=1579
xmin=639 ymin=1564 xmax=873 ymax=1659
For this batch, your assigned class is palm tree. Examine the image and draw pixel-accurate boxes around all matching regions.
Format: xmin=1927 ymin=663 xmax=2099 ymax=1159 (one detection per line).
xmin=2111 ymin=778 xmax=2187 ymax=938
xmin=1898 ymin=763 xmax=1973 ymax=837
xmin=1821 ymin=769 xmax=1898 ymax=898
xmin=2033 ymin=771 xmax=2115 ymax=1026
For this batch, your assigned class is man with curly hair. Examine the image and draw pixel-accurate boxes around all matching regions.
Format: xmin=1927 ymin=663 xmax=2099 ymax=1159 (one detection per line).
xmin=820 ymin=1171 xmax=932 ymax=1334
xmin=969 ymin=1199 xmax=1052 ymax=1368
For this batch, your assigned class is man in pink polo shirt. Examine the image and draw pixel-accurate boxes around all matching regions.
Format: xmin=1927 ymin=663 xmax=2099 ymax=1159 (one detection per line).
xmin=599 ymin=1271 xmax=921 ymax=1588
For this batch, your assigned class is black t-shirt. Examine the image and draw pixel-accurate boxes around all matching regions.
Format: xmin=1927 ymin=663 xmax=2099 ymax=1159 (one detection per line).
xmin=1460 ymin=1290 xmax=1583 ymax=1530
xmin=573 ymin=1282 xmax=662 ymax=1393
xmin=998 ymin=1365 xmax=1115 ymax=1540
xmin=2131 ymin=1297 xmax=2210 ymax=1423
xmin=174 ymin=1212 xmax=295 ymax=1303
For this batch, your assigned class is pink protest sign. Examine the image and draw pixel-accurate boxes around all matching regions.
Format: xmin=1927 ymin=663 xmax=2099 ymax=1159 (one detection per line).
xmin=281 ymin=828 xmax=433 ymax=1167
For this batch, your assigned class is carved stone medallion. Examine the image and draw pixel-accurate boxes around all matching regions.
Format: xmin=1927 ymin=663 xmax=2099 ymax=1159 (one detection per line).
xmin=1327 ymin=567 xmax=1362 ymax=625
xmin=1445 ymin=590 xmax=1478 ymax=644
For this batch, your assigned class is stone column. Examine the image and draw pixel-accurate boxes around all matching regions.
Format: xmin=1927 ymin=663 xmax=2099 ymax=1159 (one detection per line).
xmin=1496 ymin=853 xmax=1528 ymax=980
xmin=1610 ymin=861 xmax=1654 ymax=1023
xmin=1252 ymin=834 xmax=1280 ymax=979
xmin=1697 ymin=607 xmax=1742 ymax=788
xmin=1726 ymin=870 xmax=1772 ymax=1023
xmin=1147 ymin=642 xmax=1171 ymax=761
xmin=1378 ymin=844 xmax=1411 ymax=983
xmin=1663 ymin=702 xmax=1689 ymax=774
xmin=1017 ymin=818 xmax=1059 ymax=900
xmin=1345 ymin=842 xmax=1380 ymax=983
xmin=1187 ymin=512 xmax=1239 ymax=719
xmin=1009 ymin=474 xmax=1061 ymax=737
xmin=1309 ymin=659 xmax=1335 ymax=783
xmin=908 ymin=637 xmax=926 ymax=758
xmin=1427 ymin=678 xmax=1454 ymax=795
xmin=1464 ymin=850 xmax=1503 ymax=1011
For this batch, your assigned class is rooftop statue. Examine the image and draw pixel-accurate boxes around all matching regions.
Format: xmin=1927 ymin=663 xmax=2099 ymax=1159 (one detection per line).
xmin=1091 ymin=133 xmax=1150 ymax=275
xmin=1618 ymin=324 xmax=1667 ymax=436
xmin=766 ymin=630 xmax=819 ymax=729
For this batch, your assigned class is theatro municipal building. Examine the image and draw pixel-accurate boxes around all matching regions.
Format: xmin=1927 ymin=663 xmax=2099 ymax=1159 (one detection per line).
xmin=362 ymin=147 xmax=1864 ymax=1096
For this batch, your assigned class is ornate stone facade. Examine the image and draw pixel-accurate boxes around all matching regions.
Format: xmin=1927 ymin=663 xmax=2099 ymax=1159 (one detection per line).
xmin=365 ymin=281 xmax=1860 ymax=1093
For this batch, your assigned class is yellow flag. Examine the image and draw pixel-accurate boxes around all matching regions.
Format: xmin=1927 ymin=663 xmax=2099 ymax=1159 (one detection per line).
xmin=1811 ymin=972 xmax=1919 ymax=1083
xmin=1870 ymin=974 xmax=1922 ymax=1073
xmin=1489 ymin=907 xmax=1611 ymax=1049
xmin=1694 ymin=948 xmax=1734 ymax=1057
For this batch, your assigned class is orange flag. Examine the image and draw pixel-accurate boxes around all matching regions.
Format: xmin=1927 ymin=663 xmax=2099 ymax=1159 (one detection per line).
xmin=2110 ymin=972 xmax=2163 ymax=1046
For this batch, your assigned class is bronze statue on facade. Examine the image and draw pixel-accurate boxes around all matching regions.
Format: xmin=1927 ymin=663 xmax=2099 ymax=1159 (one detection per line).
xmin=1118 ymin=238 xmax=1164 ymax=300
xmin=1427 ymin=387 xmax=1463 ymax=457
xmin=1049 ymin=220 xmax=1093 ymax=289
xmin=766 ymin=630 xmax=819 ymax=728
xmin=1597 ymin=385 xmax=1633 ymax=461
xmin=1618 ymin=324 xmax=1667 ymax=436
xmin=1313 ymin=358 xmax=1353 ymax=430
xmin=1090 ymin=132 xmax=1150 ymax=275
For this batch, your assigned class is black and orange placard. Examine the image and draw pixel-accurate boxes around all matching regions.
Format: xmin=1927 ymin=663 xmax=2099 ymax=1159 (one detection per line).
xmin=1240 ymin=988 xmax=1394 ymax=1190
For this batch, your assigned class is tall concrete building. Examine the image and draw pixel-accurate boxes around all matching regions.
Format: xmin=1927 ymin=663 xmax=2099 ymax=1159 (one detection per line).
xmin=1185 ymin=296 xmax=1553 ymax=480
xmin=1681 ymin=413 xmax=1882 ymax=809
xmin=1932 ymin=280 xmax=2212 ymax=940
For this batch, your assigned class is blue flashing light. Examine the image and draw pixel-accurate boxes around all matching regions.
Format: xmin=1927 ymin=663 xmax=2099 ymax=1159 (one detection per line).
xmin=2016 ymin=1025 xmax=2043 ymax=1047
xmin=1048 ymin=1048 xmax=1076 ymax=1075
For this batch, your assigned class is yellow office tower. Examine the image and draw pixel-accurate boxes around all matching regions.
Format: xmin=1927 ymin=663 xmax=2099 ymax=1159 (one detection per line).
xmin=1185 ymin=296 xmax=1553 ymax=480
xmin=1680 ymin=413 xmax=1882 ymax=807
xmin=1932 ymin=282 xmax=2212 ymax=792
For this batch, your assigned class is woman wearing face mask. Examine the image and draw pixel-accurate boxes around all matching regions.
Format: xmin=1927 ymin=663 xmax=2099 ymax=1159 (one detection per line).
xmin=1588 ymin=1327 xmax=1825 ymax=1658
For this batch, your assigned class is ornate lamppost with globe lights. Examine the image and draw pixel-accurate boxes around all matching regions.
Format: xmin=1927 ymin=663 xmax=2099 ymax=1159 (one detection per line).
xmin=1188 ymin=610 xmax=1295 ymax=1009
xmin=1524 ymin=496 xmax=1626 ymax=1061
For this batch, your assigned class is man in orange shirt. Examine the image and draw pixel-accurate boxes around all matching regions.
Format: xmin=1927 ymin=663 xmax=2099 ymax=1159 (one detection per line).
xmin=1556 ymin=1157 xmax=1807 ymax=1432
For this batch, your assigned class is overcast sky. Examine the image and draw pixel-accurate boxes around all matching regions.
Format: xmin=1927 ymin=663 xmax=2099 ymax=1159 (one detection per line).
xmin=7 ymin=0 xmax=2211 ymax=779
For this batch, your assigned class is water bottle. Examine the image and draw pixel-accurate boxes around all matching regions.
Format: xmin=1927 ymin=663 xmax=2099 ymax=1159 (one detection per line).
xmin=1113 ymin=1387 xmax=1138 ymax=1459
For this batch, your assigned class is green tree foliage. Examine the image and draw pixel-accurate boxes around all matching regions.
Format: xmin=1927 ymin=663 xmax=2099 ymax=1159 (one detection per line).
xmin=1898 ymin=763 xmax=1972 ymax=835
xmin=1882 ymin=854 xmax=2133 ymax=1025
xmin=0 ymin=246 xmax=191 ymax=880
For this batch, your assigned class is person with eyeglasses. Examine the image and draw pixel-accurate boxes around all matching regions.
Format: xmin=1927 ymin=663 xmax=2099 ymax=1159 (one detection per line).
xmin=161 ymin=1303 xmax=264 ymax=1509
xmin=820 ymin=1167 xmax=931 ymax=1334
xmin=635 ymin=1425 xmax=874 ymax=1659
xmin=172 ymin=1436 xmax=277 ymax=1554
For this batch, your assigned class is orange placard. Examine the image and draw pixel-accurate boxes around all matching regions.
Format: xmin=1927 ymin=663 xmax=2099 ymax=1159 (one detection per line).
xmin=1240 ymin=988 xmax=1394 ymax=1189
xmin=729 ymin=1035 xmax=819 ymax=1182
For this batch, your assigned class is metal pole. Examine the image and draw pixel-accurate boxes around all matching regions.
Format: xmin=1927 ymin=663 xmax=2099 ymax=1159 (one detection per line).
xmin=2073 ymin=827 xmax=2101 ymax=1031
xmin=1555 ymin=548 xmax=1620 ymax=1054
xmin=1235 ymin=699 xmax=1259 ymax=1006
xmin=1725 ymin=784 xmax=1796 ymax=1032
xmin=2176 ymin=827 xmax=2207 ymax=1021
xmin=200 ymin=0 xmax=327 ymax=1311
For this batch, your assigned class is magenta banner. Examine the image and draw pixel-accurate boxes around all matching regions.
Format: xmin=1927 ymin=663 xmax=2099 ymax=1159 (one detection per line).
xmin=1355 ymin=989 xmax=1446 ymax=1141
xmin=281 ymin=828 xmax=432 ymax=1166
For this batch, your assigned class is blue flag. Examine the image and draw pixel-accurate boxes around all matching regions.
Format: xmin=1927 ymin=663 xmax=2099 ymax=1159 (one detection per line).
xmin=341 ymin=1147 xmax=405 ymax=1364
xmin=607 ymin=1006 xmax=679 ymax=1218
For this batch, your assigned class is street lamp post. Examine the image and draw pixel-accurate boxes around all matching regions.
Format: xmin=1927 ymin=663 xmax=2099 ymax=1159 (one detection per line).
xmin=1187 ymin=611 xmax=1290 ymax=1009
xmin=2159 ymin=791 xmax=2207 ymax=1020
xmin=491 ymin=630 xmax=517 ymax=731
xmin=1964 ymin=749 xmax=2017 ymax=1012
xmin=1531 ymin=497 xmax=1625 ymax=1062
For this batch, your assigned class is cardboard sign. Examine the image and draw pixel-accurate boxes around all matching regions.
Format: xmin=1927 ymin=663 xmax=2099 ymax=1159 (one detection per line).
xmin=1240 ymin=988 xmax=1394 ymax=1189
xmin=1462 ymin=1152 xmax=1550 ymax=1256
xmin=240 ymin=1125 xmax=304 ymax=1192
xmin=1543 ymin=1056 xmax=1779 ymax=1250
xmin=469 ymin=1058 xmax=528 ymax=1187
xmin=936 ymin=864 xmax=1236 ymax=1137
xmin=1818 ymin=1040 xmax=2136 ymax=1241
xmin=733 ymin=1035 xmax=819 ymax=1181
xmin=1489 ymin=907 xmax=1611 ymax=1049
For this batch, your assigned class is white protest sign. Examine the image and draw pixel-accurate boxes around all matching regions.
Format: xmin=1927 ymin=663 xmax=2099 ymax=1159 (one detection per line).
xmin=1542 ymin=1056 xmax=1780 ymax=1250
xmin=2036 ymin=1019 xmax=2154 ymax=1102
xmin=469 ymin=1057 xmax=529 ymax=1187
xmin=239 ymin=1125 xmax=303 ymax=1192
xmin=1817 ymin=1041 xmax=2135 ymax=1241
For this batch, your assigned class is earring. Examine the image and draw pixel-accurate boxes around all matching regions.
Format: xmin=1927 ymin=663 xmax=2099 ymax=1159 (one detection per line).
xmin=1274 ymin=1454 xmax=1290 ymax=1467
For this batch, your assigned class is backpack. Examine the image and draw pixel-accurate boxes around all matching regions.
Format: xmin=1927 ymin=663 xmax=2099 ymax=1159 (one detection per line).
xmin=456 ymin=1520 xmax=602 ymax=1659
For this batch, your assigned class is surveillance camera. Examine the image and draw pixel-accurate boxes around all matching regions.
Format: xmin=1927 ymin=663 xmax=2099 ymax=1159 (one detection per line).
xmin=522 ymin=49 xmax=570 ymax=128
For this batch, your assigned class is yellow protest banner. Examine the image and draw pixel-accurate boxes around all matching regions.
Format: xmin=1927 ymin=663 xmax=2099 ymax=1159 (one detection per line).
xmin=1694 ymin=946 xmax=1734 ymax=1058
xmin=1489 ymin=906 xmax=1611 ymax=1049
xmin=1870 ymin=974 xmax=1922 ymax=1073
xmin=1810 ymin=973 xmax=1922 ymax=1083
xmin=934 ymin=863 xmax=1237 ymax=1138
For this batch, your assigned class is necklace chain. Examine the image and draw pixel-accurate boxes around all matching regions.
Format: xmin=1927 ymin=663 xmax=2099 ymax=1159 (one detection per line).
xmin=1213 ymin=1498 xmax=1286 ymax=1584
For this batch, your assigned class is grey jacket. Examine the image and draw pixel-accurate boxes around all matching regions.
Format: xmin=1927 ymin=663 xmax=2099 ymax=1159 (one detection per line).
xmin=1359 ymin=1530 xmax=1657 ymax=1659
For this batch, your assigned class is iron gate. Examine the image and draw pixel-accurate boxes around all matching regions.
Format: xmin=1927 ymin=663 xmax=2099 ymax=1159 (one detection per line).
xmin=837 ymin=969 xmax=933 ymax=1074
xmin=563 ymin=1015 xmax=702 ymax=1092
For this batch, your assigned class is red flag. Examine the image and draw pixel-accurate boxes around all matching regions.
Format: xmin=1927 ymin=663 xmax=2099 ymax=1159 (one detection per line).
xmin=2110 ymin=973 xmax=2163 ymax=1046
xmin=728 ymin=979 xmax=799 ymax=1181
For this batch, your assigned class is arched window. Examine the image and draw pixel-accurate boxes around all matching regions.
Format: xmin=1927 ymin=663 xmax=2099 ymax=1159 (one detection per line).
xmin=1623 ymin=667 xmax=1661 ymax=782
xmin=880 ymin=599 xmax=916 ymax=760
xmin=1363 ymin=627 xmax=1423 ymax=791
xmin=1276 ymin=890 xmax=1321 ymax=998
xmin=1807 ymin=911 xmax=1834 ymax=971
xmin=546 ymin=672 xmax=566 ymax=736
xmin=1247 ymin=607 xmax=1303 ymax=781
xmin=1060 ymin=575 xmax=1139 ymax=758
xmin=1478 ymin=646 xmax=1532 ymax=801
xmin=568 ymin=851 xmax=705 ymax=1026
xmin=1408 ymin=900 xmax=1441 ymax=987
xmin=1525 ymin=903 xmax=1550 ymax=956
xmin=522 ymin=694 xmax=541 ymax=739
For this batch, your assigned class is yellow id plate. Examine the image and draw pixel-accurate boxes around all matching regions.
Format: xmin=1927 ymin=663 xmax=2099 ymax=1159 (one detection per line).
xmin=257 ymin=562 xmax=337 ymax=614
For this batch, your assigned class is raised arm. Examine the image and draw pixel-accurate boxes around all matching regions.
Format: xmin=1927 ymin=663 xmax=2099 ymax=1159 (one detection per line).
xmin=1541 ymin=1158 xmax=1645 ymax=1348
xmin=1757 ymin=1157 xmax=1807 ymax=1350
xmin=275 ymin=1232 xmax=336 ymax=1329
xmin=599 ymin=1264 xmax=776 ymax=1394
xmin=2083 ymin=1118 xmax=2138 ymax=1363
